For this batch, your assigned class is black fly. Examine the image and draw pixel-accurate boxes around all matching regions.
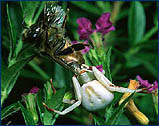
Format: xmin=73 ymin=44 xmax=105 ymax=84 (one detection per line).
xmin=22 ymin=2 xmax=90 ymax=74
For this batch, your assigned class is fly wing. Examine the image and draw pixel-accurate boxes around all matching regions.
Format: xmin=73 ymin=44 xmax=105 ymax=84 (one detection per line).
xmin=44 ymin=2 xmax=66 ymax=28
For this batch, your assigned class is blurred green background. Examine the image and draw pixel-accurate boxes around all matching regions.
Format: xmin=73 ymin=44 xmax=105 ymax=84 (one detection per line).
xmin=1 ymin=1 xmax=158 ymax=125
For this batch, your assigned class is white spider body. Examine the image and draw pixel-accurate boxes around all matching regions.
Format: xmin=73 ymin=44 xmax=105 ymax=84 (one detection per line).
xmin=45 ymin=65 xmax=143 ymax=115
xmin=81 ymin=80 xmax=114 ymax=111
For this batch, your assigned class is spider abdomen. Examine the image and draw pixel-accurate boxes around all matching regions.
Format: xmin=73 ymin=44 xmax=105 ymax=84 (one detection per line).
xmin=81 ymin=80 xmax=114 ymax=111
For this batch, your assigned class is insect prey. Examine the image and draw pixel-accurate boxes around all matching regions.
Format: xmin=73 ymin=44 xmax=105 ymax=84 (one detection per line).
xmin=22 ymin=2 xmax=90 ymax=74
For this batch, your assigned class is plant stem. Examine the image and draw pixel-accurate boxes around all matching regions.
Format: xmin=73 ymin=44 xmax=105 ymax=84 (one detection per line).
xmin=152 ymin=91 xmax=158 ymax=115
xmin=140 ymin=25 xmax=158 ymax=42
xmin=29 ymin=61 xmax=50 ymax=80
xmin=111 ymin=1 xmax=124 ymax=23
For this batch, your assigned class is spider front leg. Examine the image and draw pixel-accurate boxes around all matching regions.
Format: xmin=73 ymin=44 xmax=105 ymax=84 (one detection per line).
xmin=43 ymin=76 xmax=82 ymax=115
xmin=62 ymin=99 xmax=76 ymax=104
xmin=92 ymin=66 xmax=142 ymax=93
xmin=47 ymin=79 xmax=76 ymax=104
xmin=50 ymin=78 xmax=56 ymax=94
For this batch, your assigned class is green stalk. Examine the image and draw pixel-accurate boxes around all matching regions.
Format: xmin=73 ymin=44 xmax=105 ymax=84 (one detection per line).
xmin=29 ymin=61 xmax=50 ymax=80
xmin=152 ymin=91 xmax=158 ymax=115
xmin=140 ymin=25 xmax=158 ymax=42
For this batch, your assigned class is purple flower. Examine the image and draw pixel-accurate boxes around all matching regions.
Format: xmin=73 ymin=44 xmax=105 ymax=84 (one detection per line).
xmin=147 ymin=81 xmax=158 ymax=92
xmin=136 ymin=75 xmax=151 ymax=88
xmin=77 ymin=13 xmax=115 ymax=40
xmin=136 ymin=75 xmax=158 ymax=92
xmin=81 ymin=41 xmax=90 ymax=54
xmin=95 ymin=13 xmax=115 ymax=35
xmin=29 ymin=87 xmax=39 ymax=94
xmin=96 ymin=65 xmax=103 ymax=72
xmin=77 ymin=18 xmax=94 ymax=40
xmin=21 ymin=87 xmax=39 ymax=102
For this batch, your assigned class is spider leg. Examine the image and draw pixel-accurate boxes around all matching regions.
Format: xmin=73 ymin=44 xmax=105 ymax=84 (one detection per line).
xmin=62 ymin=99 xmax=76 ymax=104
xmin=92 ymin=66 xmax=142 ymax=93
xmin=49 ymin=78 xmax=56 ymax=94
xmin=43 ymin=76 xmax=82 ymax=115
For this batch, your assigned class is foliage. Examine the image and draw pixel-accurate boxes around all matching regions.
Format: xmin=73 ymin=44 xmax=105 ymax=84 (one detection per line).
xmin=1 ymin=1 xmax=158 ymax=125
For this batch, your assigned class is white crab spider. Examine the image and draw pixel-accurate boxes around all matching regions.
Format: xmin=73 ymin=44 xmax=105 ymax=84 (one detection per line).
xmin=43 ymin=65 xmax=142 ymax=115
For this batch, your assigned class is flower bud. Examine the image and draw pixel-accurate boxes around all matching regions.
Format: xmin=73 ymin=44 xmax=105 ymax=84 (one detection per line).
xmin=44 ymin=81 xmax=54 ymax=100
xmin=23 ymin=93 xmax=39 ymax=123
xmin=119 ymin=80 xmax=149 ymax=125
xmin=127 ymin=99 xmax=149 ymax=125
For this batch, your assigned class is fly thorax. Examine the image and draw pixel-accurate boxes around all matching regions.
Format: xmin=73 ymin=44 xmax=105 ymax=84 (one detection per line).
xmin=77 ymin=71 xmax=96 ymax=85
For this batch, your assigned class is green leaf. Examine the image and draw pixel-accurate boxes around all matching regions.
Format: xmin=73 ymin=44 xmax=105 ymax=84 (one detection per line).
xmin=18 ymin=102 xmax=36 ymax=125
xmin=105 ymin=104 xmax=114 ymax=122
xmin=70 ymin=1 xmax=102 ymax=15
xmin=24 ymin=93 xmax=39 ymax=124
xmin=15 ymin=39 xmax=23 ymax=59
xmin=43 ymin=88 xmax=65 ymax=125
xmin=90 ymin=56 xmax=99 ymax=66
xmin=143 ymin=60 xmax=158 ymax=79
xmin=93 ymin=114 xmax=105 ymax=125
xmin=1 ymin=72 xmax=20 ymax=106
xmin=140 ymin=25 xmax=158 ymax=42
xmin=125 ymin=52 xmax=158 ymax=79
xmin=117 ymin=114 xmax=131 ymax=125
xmin=29 ymin=60 xmax=50 ymax=80
xmin=1 ymin=102 xmax=20 ymax=120
xmin=46 ymin=87 xmax=65 ymax=110
xmin=132 ymin=39 xmax=158 ymax=49
xmin=105 ymin=93 xmax=135 ymax=125
xmin=16 ymin=44 xmax=35 ymax=61
xmin=152 ymin=92 xmax=158 ymax=115
xmin=44 ymin=81 xmax=54 ymax=101
xmin=1 ymin=55 xmax=34 ymax=105
xmin=54 ymin=64 xmax=68 ymax=88
xmin=125 ymin=55 xmax=142 ymax=68
xmin=20 ymin=69 xmax=45 ymax=80
xmin=37 ymin=89 xmax=45 ymax=123
xmin=52 ymin=106 xmax=64 ymax=124
xmin=8 ymin=39 xmax=24 ymax=67
xmin=7 ymin=4 xmax=15 ymax=63
xmin=128 ymin=1 xmax=146 ymax=44
xmin=96 ymin=1 xmax=111 ymax=12
xmin=83 ymin=54 xmax=93 ymax=66
xmin=104 ymin=47 xmax=112 ymax=82
xmin=105 ymin=92 xmax=123 ymax=122
xmin=116 ymin=9 xmax=128 ymax=21
xmin=1 ymin=58 xmax=7 ymax=75
xmin=20 ymin=1 xmax=45 ymax=26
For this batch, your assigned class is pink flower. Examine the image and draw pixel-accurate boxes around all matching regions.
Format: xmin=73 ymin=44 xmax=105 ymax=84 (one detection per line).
xmin=136 ymin=75 xmax=158 ymax=92
xmin=96 ymin=65 xmax=103 ymax=72
xmin=147 ymin=81 xmax=158 ymax=92
xmin=77 ymin=18 xmax=94 ymax=40
xmin=136 ymin=75 xmax=151 ymax=88
xmin=81 ymin=41 xmax=90 ymax=54
xmin=77 ymin=13 xmax=115 ymax=40
xmin=95 ymin=13 xmax=115 ymax=35
xmin=29 ymin=87 xmax=39 ymax=94
xmin=21 ymin=87 xmax=39 ymax=102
